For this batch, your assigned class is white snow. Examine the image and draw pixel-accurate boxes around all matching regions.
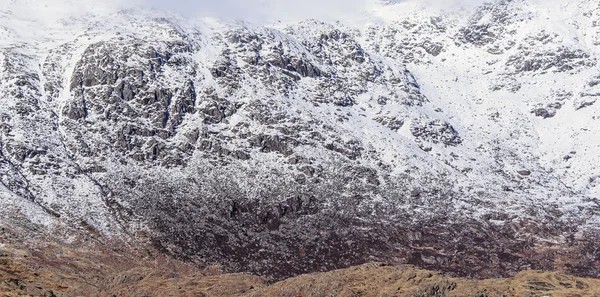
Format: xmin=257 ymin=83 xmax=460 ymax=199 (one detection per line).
xmin=1 ymin=0 xmax=599 ymax=236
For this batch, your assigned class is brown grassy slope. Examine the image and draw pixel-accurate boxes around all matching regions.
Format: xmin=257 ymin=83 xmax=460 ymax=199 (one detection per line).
xmin=1 ymin=245 xmax=600 ymax=297
xmin=247 ymin=262 xmax=600 ymax=297
xmin=0 ymin=244 xmax=266 ymax=297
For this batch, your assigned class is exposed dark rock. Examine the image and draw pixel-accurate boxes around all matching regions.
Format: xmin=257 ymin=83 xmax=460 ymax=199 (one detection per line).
xmin=249 ymin=134 xmax=296 ymax=156
xmin=1 ymin=3 xmax=600 ymax=286
xmin=531 ymin=108 xmax=555 ymax=119
xmin=411 ymin=120 xmax=462 ymax=146
xmin=517 ymin=170 xmax=531 ymax=176
xmin=506 ymin=47 xmax=596 ymax=73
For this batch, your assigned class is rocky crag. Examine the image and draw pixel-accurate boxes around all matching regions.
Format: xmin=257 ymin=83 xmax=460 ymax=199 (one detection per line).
xmin=0 ymin=0 xmax=599 ymax=281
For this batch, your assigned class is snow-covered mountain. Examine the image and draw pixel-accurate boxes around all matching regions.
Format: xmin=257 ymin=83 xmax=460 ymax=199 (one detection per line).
xmin=1 ymin=0 xmax=599 ymax=279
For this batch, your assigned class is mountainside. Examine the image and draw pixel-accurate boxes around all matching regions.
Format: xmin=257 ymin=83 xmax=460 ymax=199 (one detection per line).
xmin=0 ymin=0 xmax=600 ymax=281
xmin=4 ymin=248 xmax=600 ymax=297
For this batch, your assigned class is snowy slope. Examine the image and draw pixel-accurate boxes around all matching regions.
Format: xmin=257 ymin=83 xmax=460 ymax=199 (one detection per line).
xmin=0 ymin=0 xmax=599 ymax=279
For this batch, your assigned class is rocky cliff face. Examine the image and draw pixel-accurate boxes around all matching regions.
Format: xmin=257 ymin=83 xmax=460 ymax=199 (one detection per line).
xmin=0 ymin=0 xmax=600 ymax=280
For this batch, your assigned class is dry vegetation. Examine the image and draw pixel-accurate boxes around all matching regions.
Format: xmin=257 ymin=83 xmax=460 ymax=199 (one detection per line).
xmin=246 ymin=263 xmax=600 ymax=297
xmin=1 ymin=244 xmax=599 ymax=297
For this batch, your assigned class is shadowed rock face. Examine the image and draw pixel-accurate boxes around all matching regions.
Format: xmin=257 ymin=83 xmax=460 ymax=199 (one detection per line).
xmin=148 ymin=195 xmax=600 ymax=280
xmin=2 ymin=0 xmax=600 ymax=283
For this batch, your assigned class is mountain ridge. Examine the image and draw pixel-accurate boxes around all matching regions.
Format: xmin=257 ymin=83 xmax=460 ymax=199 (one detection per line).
xmin=0 ymin=0 xmax=599 ymax=281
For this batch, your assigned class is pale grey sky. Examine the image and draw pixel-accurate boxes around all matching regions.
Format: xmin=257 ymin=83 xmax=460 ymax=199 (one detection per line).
xmin=8 ymin=0 xmax=500 ymax=24
xmin=138 ymin=0 xmax=503 ymax=22
xmin=142 ymin=0 xmax=374 ymax=22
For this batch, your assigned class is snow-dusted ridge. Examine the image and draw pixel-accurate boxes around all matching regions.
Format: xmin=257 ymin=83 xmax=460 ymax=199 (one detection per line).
xmin=0 ymin=0 xmax=599 ymax=279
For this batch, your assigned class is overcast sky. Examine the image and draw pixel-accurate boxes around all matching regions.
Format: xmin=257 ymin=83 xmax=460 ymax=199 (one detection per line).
xmin=7 ymin=0 xmax=499 ymax=24
xmin=141 ymin=0 xmax=375 ymax=22
xmin=139 ymin=0 xmax=499 ymax=22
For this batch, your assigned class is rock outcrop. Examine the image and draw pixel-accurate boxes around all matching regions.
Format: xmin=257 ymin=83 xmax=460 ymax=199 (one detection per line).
xmin=0 ymin=0 xmax=600 ymax=282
